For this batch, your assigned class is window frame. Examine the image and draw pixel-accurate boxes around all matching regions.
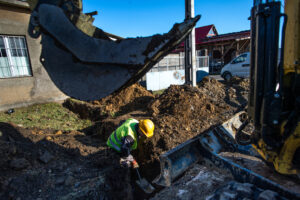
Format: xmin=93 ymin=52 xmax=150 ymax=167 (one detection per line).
xmin=0 ymin=35 xmax=33 ymax=79
xmin=231 ymin=54 xmax=247 ymax=64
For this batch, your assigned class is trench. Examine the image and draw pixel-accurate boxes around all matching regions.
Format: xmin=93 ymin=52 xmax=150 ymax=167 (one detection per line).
xmin=0 ymin=78 xmax=251 ymax=200
xmin=60 ymin=79 xmax=252 ymax=199
xmin=2 ymin=78 xmax=299 ymax=199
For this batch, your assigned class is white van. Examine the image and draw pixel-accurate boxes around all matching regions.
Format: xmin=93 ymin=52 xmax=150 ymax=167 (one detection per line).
xmin=221 ymin=52 xmax=250 ymax=81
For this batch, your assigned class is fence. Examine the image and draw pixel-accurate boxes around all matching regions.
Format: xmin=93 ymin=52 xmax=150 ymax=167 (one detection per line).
xmin=150 ymin=55 xmax=209 ymax=72
xmin=146 ymin=55 xmax=209 ymax=91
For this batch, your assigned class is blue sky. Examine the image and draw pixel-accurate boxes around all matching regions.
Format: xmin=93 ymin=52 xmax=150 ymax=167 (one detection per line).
xmin=82 ymin=1 xmax=282 ymax=38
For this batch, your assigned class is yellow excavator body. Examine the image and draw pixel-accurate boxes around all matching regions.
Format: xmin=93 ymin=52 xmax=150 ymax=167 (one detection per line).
xmin=252 ymin=0 xmax=300 ymax=176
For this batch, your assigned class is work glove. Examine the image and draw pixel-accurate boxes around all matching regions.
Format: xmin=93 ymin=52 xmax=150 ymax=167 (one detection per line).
xmin=120 ymin=154 xmax=134 ymax=168
xmin=132 ymin=159 xmax=139 ymax=169
xmin=121 ymin=136 xmax=134 ymax=156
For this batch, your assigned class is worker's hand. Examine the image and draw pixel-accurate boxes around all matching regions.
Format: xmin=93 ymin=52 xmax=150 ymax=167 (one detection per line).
xmin=120 ymin=159 xmax=131 ymax=168
xmin=120 ymin=155 xmax=134 ymax=168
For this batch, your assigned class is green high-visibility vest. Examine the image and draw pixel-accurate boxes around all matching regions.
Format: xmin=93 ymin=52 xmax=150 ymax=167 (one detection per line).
xmin=107 ymin=118 xmax=139 ymax=152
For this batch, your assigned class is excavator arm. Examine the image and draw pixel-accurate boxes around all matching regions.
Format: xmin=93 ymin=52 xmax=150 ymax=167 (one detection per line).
xmin=25 ymin=0 xmax=200 ymax=100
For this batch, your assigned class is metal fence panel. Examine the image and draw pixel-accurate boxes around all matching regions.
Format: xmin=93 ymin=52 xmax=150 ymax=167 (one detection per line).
xmin=151 ymin=55 xmax=209 ymax=72
xmin=146 ymin=70 xmax=185 ymax=91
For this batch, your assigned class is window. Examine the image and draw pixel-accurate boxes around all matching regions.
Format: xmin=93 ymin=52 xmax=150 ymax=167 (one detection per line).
xmin=0 ymin=36 xmax=32 ymax=78
xmin=232 ymin=54 xmax=247 ymax=64
xmin=207 ymin=29 xmax=215 ymax=37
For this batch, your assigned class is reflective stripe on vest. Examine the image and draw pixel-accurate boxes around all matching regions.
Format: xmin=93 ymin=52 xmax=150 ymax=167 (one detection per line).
xmin=107 ymin=118 xmax=139 ymax=151
xmin=126 ymin=120 xmax=138 ymax=150
xmin=109 ymin=136 xmax=121 ymax=152
xmin=113 ymin=131 xmax=122 ymax=145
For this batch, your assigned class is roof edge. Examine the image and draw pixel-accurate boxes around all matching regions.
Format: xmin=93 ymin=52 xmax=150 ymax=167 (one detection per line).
xmin=211 ymin=25 xmax=218 ymax=35
xmin=208 ymin=30 xmax=250 ymax=38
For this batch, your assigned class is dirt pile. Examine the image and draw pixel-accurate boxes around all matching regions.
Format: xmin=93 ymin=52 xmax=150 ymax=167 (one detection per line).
xmin=0 ymin=78 xmax=251 ymax=199
xmin=228 ymin=76 xmax=250 ymax=95
xmin=92 ymin=83 xmax=154 ymax=114
xmin=135 ymin=78 xmax=249 ymax=179
xmin=229 ymin=76 xmax=250 ymax=88
xmin=64 ymin=84 xmax=154 ymax=121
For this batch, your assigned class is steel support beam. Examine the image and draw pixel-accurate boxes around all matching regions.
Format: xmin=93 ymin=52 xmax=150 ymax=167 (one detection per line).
xmin=185 ymin=0 xmax=197 ymax=86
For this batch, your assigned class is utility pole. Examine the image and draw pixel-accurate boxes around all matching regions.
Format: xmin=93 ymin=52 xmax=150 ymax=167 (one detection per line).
xmin=185 ymin=0 xmax=197 ymax=86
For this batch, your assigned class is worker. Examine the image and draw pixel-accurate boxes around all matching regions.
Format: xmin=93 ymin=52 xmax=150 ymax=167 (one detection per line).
xmin=107 ymin=118 xmax=155 ymax=168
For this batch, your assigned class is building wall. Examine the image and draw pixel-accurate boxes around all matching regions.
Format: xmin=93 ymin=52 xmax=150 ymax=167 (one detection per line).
xmin=0 ymin=4 xmax=67 ymax=111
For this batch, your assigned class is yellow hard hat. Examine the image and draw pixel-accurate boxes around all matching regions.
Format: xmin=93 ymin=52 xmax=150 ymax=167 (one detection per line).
xmin=139 ymin=119 xmax=154 ymax=138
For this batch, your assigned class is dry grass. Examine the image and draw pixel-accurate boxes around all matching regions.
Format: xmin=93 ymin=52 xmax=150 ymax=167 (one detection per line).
xmin=0 ymin=103 xmax=92 ymax=131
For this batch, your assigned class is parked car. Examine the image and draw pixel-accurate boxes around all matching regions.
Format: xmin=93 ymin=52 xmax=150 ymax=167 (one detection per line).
xmin=209 ymin=61 xmax=223 ymax=75
xmin=221 ymin=52 xmax=250 ymax=81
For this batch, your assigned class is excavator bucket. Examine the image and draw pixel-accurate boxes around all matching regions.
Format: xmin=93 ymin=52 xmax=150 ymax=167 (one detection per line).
xmin=27 ymin=0 xmax=200 ymax=101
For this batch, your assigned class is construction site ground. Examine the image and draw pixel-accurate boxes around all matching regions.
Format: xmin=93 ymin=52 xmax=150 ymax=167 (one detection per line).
xmin=0 ymin=77 xmax=299 ymax=200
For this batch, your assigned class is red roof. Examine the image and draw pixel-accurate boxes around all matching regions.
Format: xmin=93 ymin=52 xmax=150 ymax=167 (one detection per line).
xmin=195 ymin=25 xmax=216 ymax=43
xmin=176 ymin=25 xmax=216 ymax=50
xmin=174 ymin=26 xmax=250 ymax=52
xmin=200 ymin=30 xmax=250 ymax=45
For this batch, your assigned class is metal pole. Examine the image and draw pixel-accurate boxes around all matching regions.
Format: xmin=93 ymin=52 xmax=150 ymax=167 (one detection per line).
xmin=185 ymin=0 xmax=197 ymax=86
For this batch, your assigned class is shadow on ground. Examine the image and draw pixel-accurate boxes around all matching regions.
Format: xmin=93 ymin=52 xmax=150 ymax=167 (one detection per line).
xmin=0 ymin=122 xmax=133 ymax=200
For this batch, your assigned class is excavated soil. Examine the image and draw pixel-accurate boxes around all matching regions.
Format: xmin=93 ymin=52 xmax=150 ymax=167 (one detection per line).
xmin=135 ymin=77 xmax=248 ymax=179
xmin=64 ymin=84 xmax=154 ymax=121
xmin=0 ymin=122 xmax=133 ymax=200
xmin=0 ymin=79 xmax=250 ymax=200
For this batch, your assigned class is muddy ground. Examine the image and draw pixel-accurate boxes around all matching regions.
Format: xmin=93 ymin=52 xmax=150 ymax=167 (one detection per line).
xmin=1 ymin=77 xmax=296 ymax=200
xmin=219 ymin=152 xmax=300 ymax=193
xmin=151 ymin=164 xmax=234 ymax=200
xmin=0 ymin=123 xmax=132 ymax=200
xmin=152 ymin=162 xmax=291 ymax=200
